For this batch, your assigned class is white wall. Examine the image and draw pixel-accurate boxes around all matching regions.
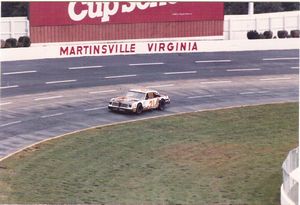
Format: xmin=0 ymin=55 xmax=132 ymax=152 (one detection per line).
xmin=281 ymin=147 xmax=299 ymax=205
xmin=2 ymin=38 xmax=300 ymax=62
xmin=0 ymin=17 xmax=29 ymax=40
xmin=224 ymin=11 xmax=300 ymax=40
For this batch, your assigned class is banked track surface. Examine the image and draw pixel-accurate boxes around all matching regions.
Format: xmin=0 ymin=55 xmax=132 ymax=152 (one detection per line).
xmin=0 ymin=50 xmax=299 ymax=159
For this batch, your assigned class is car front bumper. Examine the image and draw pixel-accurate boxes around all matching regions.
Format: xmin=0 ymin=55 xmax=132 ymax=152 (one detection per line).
xmin=108 ymin=105 xmax=136 ymax=113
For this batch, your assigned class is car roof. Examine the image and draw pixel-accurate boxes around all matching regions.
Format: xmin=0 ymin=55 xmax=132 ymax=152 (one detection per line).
xmin=129 ymin=88 xmax=158 ymax=94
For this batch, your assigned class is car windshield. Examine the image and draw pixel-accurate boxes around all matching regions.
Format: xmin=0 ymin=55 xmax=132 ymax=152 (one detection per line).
xmin=126 ymin=91 xmax=145 ymax=100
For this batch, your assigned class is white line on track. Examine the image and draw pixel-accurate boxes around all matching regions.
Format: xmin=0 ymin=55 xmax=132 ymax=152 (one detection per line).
xmin=2 ymin=70 xmax=37 ymax=75
xmin=45 ymin=79 xmax=77 ymax=84
xmin=129 ymin=62 xmax=164 ymax=66
xmin=262 ymin=57 xmax=299 ymax=61
xmin=195 ymin=59 xmax=231 ymax=63
xmin=256 ymin=91 xmax=269 ymax=94
xmin=200 ymin=80 xmax=232 ymax=85
xmin=89 ymin=89 xmax=117 ymax=94
xmin=291 ymin=66 xmax=299 ymax=69
xmin=226 ymin=68 xmax=261 ymax=72
xmin=34 ymin=95 xmax=63 ymax=101
xmin=105 ymin=74 xmax=137 ymax=79
xmin=0 ymin=102 xmax=12 ymax=106
xmin=240 ymin=91 xmax=269 ymax=95
xmin=188 ymin=95 xmax=215 ymax=99
xmin=164 ymin=71 xmax=197 ymax=75
xmin=0 ymin=85 xmax=19 ymax=89
xmin=41 ymin=113 xmax=64 ymax=118
xmin=0 ymin=121 xmax=22 ymax=128
xmin=68 ymin=65 xmax=103 ymax=70
xmin=84 ymin=107 xmax=107 ymax=111
xmin=259 ymin=77 xmax=292 ymax=81
xmin=146 ymin=84 xmax=174 ymax=88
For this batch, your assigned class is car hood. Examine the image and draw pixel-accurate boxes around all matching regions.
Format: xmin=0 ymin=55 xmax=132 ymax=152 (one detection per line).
xmin=112 ymin=96 xmax=139 ymax=104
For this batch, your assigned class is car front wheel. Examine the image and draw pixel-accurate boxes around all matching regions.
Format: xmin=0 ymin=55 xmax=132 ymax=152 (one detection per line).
xmin=158 ymin=99 xmax=165 ymax=111
xmin=136 ymin=103 xmax=143 ymax=114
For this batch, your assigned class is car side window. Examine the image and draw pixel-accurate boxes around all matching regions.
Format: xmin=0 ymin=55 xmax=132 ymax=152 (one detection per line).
xmin=147 ymin=92 xmax=154 ymax=99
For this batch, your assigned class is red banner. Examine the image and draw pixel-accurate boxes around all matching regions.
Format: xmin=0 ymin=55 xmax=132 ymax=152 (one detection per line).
xmin=30 ymin=2 xmax=224 ymax=26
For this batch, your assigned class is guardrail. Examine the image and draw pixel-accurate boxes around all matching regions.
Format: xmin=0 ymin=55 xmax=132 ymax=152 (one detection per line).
xmin=281 ymin=147 xmax=299 ymax=205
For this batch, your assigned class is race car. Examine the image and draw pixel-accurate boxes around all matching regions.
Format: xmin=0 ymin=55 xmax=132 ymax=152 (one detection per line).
xmin=108 ymin=88 xmax=170 ymax=114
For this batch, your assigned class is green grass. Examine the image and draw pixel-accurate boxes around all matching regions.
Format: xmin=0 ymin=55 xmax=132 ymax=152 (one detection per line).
xmin=0 ymin=103 xmax=298 ymax=204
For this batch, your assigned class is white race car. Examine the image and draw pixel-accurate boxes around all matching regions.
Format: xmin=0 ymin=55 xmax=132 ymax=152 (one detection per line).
xmin=108 ymin=88 xmax=170 ymax=114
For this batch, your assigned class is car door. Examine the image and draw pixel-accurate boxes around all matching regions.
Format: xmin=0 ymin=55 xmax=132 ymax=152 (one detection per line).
xmin=144 ymin=92 xmax=159 ymax=109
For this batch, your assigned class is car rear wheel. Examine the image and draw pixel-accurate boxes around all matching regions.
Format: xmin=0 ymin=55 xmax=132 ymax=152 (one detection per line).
xmin=136 ymin=103 xmax=143 ymax=114
xmin=158 ymin=99 xmax=165 ymax=111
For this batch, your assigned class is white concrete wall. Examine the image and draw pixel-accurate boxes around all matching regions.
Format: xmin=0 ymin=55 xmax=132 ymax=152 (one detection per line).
xmin=224 ymin=11 xmax=300 ymax=40
xmin=1 ymin=38 xmax=299 ymax=62
xmin=281 ymin=147 xmax=299 ymax=205
xmin=0 ymin=17 xmax=29 ymax=40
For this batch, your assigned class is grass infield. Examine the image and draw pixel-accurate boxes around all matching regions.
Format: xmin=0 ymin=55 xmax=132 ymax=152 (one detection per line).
xmin=0 ymin=103 xmax=298 ymax=204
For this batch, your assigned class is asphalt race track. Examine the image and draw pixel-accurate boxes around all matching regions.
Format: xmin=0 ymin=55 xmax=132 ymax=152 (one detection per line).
xmin=0 ymin=49 xmax=299 ymax=158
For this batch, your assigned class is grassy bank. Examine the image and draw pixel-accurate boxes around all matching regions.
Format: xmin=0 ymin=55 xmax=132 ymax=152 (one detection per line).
xmin=0 ymin=103 xmax=298 ymax=204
